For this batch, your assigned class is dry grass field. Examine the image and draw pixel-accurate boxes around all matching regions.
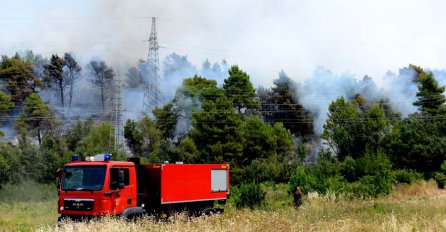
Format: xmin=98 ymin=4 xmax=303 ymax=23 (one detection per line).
xmin=1 ymin=180 xmax=446 ymax=232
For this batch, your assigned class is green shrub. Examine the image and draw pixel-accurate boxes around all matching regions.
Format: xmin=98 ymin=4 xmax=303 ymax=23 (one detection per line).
xmin=243 ymin=158 xmax=281 ymax=184
xmin=347 ymin=168 xmax=394 ymax=198
xmin=233 ymin=182 xmax=266 ymax=209
xmin=393 ymin=169 xmax=423 ymax=184
xmin=289 ymin=166 xmax=316 ymax=195
xmin=340 ymin=156 xmax=357 ymax=182
xmin=434 ymin=172 xmax=446 ymax=189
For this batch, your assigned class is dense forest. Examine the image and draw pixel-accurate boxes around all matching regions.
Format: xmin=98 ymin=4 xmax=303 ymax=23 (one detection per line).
xmin=0 ymin=50 xmax=445 ymax=200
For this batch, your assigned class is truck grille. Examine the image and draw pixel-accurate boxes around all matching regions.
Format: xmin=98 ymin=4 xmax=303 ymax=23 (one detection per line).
xmin=64 ymin=199 xmax=94 ymax=211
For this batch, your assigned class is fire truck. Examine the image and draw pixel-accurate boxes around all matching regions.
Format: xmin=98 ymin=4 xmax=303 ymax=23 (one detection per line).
xmin=57 ymin=154 xmax=230 ymax=221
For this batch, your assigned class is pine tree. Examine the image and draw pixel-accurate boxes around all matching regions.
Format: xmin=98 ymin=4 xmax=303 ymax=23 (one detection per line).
xmin=63 ymin=53 xmax=82 ymax=109
xmin=264 ymin=71 xmax=313 ymax=136
xmin=413 ymin=72 xmax=446 ymax=115
xmin=15 ymin=93 xmax=56 ymax=145
xmin=0 ymin=53 xmax=42 ymax=104
xmin=44 ymin=54 xmax=65 ymax=107
xmin=88 ymin=60 xmax=114 ymax=110
xmin=223 ymin=65 xmax=259 ymax=114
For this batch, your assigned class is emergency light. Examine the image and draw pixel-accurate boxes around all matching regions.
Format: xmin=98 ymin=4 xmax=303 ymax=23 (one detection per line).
xmin=71 ymin=155 xmax=79 ymax=161
xmin=104 ymin=154 xmax=111 ymax=161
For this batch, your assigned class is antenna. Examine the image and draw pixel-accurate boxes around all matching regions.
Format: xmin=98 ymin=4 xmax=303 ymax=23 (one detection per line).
xmin=143 ymin=17 xmax=162 ymax=116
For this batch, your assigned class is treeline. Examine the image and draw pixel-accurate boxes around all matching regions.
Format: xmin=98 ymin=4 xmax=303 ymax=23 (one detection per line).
xmin=127 ymin=64 xmax=445 ymax=199
xmin=123 ymin=64 xmax=446 ymax=198
xmin=1 ymin=50 xmax=446 ymax=199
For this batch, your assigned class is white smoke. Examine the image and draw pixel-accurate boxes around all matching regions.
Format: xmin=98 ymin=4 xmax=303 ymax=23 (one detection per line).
xmin=381 ymin=68 xmax=418 ymax=117
xmin=296 ymin=67 xmax=359 ymax=134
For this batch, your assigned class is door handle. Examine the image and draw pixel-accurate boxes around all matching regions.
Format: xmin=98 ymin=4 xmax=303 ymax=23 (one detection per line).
xmin=104 ymin=191 xmax=120 ymax=197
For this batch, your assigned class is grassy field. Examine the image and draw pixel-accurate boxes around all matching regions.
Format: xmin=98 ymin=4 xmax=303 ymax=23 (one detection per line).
xmin=1 ymin=180 xmax=446 ymax=231
xmin=0 ymin=181 xmax=58 ymax=231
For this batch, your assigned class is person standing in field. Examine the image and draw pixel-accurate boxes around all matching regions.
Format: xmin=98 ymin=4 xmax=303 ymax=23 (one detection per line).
xmin=293 ymin=186 xmax=303 ymax=208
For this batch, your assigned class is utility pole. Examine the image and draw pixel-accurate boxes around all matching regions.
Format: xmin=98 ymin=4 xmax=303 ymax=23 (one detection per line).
xmin=113 ymin=71 xmax=123 ymax=150
xmin=143 ymin=17 xmax=161 ymax=116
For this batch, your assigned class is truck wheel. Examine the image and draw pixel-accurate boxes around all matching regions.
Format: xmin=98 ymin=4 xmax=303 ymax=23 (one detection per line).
xmin=57 ymin=215 xmax=66 ymax=225
xmin=201 ymin=206 xmax=217 ymax=216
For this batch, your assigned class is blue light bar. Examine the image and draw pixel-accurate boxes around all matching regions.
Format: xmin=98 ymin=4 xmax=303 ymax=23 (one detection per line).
xmin=71 ymin=155 xmax=79 ymax=161
xmin=104 ymin=154 xmax=111 ymax=161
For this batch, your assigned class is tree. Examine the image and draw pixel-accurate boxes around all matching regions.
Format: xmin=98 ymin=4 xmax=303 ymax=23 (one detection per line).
xmin=124 ymin=119 xmax=143 ymax=156
xmin=124 ymin=117 xmax=163 ymax=158
xmin=223 ymin=65 xmax=259 ymax=114
xmin=364 ymin=104 xmax=390 ymax=151
xmin=0 ymin=91 xmax=15 ymax=136
xmin=64 ymin=119 xmax=94 ymax=151
xmin=272 ymin=122 xmax=295 ymax=161
xmin=126 ymin=67 xmax=144 ymax=89
xmin=172 ymin=76 xmax=219 ymax=134
xmin=178 ymin=138 xmax=198 ymax=162
xmin=241 ymin=117 xmax=278 ymax=163
xmin=88 ymin=60 xmax=114 ymax=110
xmin=0 ymin=53 xmax=42 ymax=104
xmin=24 ymin=50 xmax=48 ymax=80
xmin=262 ymin=71 xmax=313 ymax=136
xmin=0 ymin=91 xmax=14 ymax=113
xmin=63 ymin=53 xmax=82 ymax=109
xmin=74 ymin=121 xmax=115 ymax=159
xmin=15 ymin=93 xmax=56 ymax=145
xmin=322 ymin=97 xmax=361 ymax=160
xmin=189 ymin=93 xmax=244 ymax=165
xmin=153 ymin=103 xmax=179 ymax=140
xmin=413 ymin=71 xmax=446 ymax=115
xmin=44 ymin=54 xmax=66 ymax=107
xmin=386 ymin=113 xmax=446 ymax=173
xmin=323 ymin=97 xmax=391 ymax=160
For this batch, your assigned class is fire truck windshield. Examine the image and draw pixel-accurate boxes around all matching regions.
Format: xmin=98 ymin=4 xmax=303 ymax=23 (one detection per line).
xmin=62 ymin=166 xmax=106 ymax=191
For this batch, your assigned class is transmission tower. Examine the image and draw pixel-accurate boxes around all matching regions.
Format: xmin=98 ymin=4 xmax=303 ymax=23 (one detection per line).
xmin=143 ymin=17 xmax=161 ymax=116
xmin=113 ymin=71 xmax=123 ymax=149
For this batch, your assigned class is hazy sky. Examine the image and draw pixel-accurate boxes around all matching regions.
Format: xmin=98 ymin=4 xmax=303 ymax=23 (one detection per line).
xmin=1 ymin=0 xmax=445 ymax=87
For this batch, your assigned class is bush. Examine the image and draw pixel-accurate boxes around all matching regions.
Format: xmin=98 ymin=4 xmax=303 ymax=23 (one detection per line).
xmin=233 ymin=182 xmax=266 ymax=209
xmin=291 ymin=150 xmax=395 ymax=198
xmin=243 ymin=158 xmax=281 ymax=184
xmin=340 ymin=156 xmax=357 ymax=182
xmin=393 ymin=169 xmax=423 ymax=184
xmin=289 ymin=166 xmax=316 ymax=195
xmin=347 ymin=162 xmax=394 ymax=198
xmin=434 ymin=172 xmax=446 ymax=189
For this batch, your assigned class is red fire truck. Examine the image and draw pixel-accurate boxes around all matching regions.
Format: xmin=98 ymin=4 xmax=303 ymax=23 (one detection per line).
xmin=57 ymin=154 xmax=230 ymax=221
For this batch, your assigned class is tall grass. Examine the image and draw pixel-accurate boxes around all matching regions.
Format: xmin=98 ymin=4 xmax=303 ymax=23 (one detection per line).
xmin=0 ymin=180 xmax=57 ymax=202
xmin=1 ymin=180 xmax=445 ymax=231
xmin=0 ymin=181 xmax=58 ymax=231
xmin=36 ymin=180 xmax=446 ymax=232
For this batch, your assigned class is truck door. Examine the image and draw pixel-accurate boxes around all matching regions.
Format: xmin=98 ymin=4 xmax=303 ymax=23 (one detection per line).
xmin=109 ymin=167 xmax=135 ymax=215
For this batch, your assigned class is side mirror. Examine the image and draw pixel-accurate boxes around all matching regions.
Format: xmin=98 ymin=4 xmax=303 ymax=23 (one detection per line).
xmin=55 ymin=168 xmax=63 ymax=191
xmin=118 ymin=170 xmax=125 ymax=189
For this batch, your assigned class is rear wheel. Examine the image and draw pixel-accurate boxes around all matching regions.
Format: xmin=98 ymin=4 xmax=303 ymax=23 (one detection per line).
xmin=200 ymin=206 xmax=217 ymax=216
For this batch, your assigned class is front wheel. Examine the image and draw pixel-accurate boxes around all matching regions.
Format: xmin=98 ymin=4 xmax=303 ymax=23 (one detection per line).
xmin=57 ymin=215 xmax=66 ymax=225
